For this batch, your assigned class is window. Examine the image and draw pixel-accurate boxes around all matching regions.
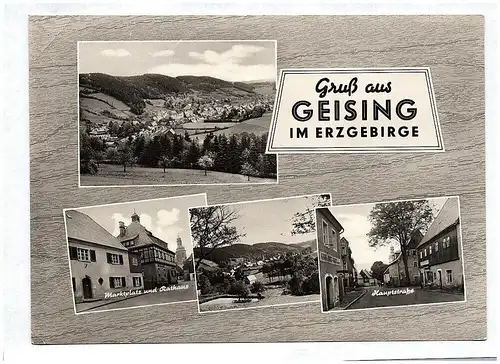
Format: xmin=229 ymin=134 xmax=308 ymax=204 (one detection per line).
xmin=419 ymin=251 xmax=423 ymax=259
xmin=107 ymin=253 xmax=123 ymax=265
xmin=435 ymin=242 xmax=439 ymax=251
xmin=322 ymin=220 xmax=329 ymax=246
xmin=413 ymin=261 xmax=418 ymax=267
xmin=446 ymin=237 xmax=451 ymax=248
xmin=433 ymin=272 xmax=437 ymax=280
xmin=429 ymin=245 xmax=432 ymax=254
xmin=72 ymin=277 xmax=76 ymax=292
xmin=133 ymin=277 xmax=142 ymax=287
xmin=131 ymin=257 xmax=139 ymax=266
xmin=412 ymin=250 xmax=416 ymax=256
xmin=77 ymin=248 xmax=90 ymax=261
xmin=331 ymin=229 xmax=337 ymax=251
xmin=446 ymin=270 xmax=453 ymax=284
xmin=424 ymin=248 xmax=427 ymax=257
xmin=109 ymin=277 xmax=126 ymax=288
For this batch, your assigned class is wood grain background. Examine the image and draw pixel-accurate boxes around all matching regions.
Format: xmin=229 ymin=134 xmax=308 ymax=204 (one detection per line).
xmin=29 ymin=15 xmax=485 ymax=344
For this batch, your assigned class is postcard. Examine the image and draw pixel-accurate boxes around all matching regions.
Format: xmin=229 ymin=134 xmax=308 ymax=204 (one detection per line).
xmin=188 ymin=193 xmax=332 ymax=313
xmin=63 ymin=193 xmax=207 ymax=314
xmin=315 ymin=196 xmax=465 ymax=312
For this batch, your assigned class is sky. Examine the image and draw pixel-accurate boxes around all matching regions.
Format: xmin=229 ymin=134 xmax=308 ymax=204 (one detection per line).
xmin=78 ymin=40 xmax=276 ymax=82
xmin=194 ymin=195 xmax=330 ymax=246
xmin=329 ymin=197 xmax=448 ymax=272
xmin=73 ymin=194 xmax=207 ymax=255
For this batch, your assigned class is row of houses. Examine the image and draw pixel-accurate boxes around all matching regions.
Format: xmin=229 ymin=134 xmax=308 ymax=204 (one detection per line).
xmin=316 ymin=208 xmax=359 ymax=310
xmin=65 ymin=210 xmax=189 ymax=303
xmin=383 ymin=198 xmax=464 ymax=290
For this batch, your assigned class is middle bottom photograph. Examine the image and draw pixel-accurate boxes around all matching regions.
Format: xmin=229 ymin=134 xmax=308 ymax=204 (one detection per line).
xmin=188 ymin=193 xmax=332 ymax=313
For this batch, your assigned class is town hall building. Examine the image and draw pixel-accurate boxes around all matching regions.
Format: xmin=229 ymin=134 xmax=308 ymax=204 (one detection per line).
xmin=117 ymin=212 xmax=179 ymax=289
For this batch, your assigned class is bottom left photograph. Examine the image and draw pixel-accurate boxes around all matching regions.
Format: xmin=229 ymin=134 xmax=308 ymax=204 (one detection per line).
xmin=63 ymin=193 xmax=207 ymax=314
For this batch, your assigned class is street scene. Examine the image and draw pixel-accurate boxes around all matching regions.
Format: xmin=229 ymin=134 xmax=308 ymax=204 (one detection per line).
xmin=78 ymin=40 xmax=277 ymax=186
xmin=63 ymin=193 xmax=206 ymax=314
xmin=188 ymin=194 xmax=332 ymax=313
xmin=316 ymin=196 xmax=465 ymax=312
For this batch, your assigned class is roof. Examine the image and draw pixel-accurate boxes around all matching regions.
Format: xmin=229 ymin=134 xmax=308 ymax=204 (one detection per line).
xmin=359 ymin=269 xmax=372 ymax=279
xmin=65 ymin=210 xmax=127 ymax=251
xmin=117 ymin=220 xmax=175 ymax=254
xmin=317 ymin=207 xmax=344 ymax=233
xmin=418 ymin=198 xmax=460 ymax=248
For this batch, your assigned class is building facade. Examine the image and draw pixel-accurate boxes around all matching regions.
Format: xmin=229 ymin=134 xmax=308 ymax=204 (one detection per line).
xmin=357 ymin=269 xmax=377 ymax=286
xmin=417 ymin=198 xmax=464 ymax=290
xmin=118 ymin=212 xmax=178 ymax=289
xmin=339 ymin=237 xmax=356 ymax=291
xmin=384 ymin=231 xmax=423 ymax=286
xmin=65 ymin=210 xmax=144 ymax=303
xmin=316 ymin=207 xmax=344 ymax=311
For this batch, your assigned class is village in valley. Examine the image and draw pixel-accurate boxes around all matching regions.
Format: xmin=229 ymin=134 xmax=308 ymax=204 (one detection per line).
xmin=316 ymin=197 xmax=465 ymax=312
xmin=78 ymin=41 xmax=278 ymax=186
xmin=189 ymin=195 xmax=331 ymax=313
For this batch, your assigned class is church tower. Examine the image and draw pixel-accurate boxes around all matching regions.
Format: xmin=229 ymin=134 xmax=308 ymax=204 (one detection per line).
xmin=175 ymin=235 xmax=187 ymax=265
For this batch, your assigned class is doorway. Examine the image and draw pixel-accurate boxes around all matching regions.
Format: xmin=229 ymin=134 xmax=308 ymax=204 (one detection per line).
xmin=82 ymin=276 xmax=92 ymax=299
xmin=437 ymin=270 xmax=443 ymax=289
xmin=333 ymin=276 xmax=339 ymax=306
xmin=325 ymin=275 xmax=334 ymax=310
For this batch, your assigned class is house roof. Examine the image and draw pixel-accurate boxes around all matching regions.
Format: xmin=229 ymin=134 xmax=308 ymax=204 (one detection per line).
xmin=359 ymin=269 xmax=372 ymax=279
xmin=418 ymin=198 xmax=460 ymax=248
xmin=317 ymin=207 xmax=344 ymax=233
xmin=117 ymin=220 xmax=175 ymax=254
xmin=65 ymin=210 xmax=128 ymax=251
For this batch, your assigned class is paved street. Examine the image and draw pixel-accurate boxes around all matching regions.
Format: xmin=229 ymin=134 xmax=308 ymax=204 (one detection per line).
xmin=346 ymin=286 xmax=465 ymax=310
xmin=77 ymin=280 xmax=197 ymax=313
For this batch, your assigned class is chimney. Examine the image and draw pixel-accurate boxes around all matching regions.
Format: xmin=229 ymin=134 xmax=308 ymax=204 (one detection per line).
xmin=119 ymin=221 xmax=126 ymax=236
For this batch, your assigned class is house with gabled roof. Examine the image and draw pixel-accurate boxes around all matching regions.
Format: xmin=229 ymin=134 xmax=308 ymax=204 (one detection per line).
xmin=117 ymin=212 xmax=178 ymax=289
xmin=65 ymin=210 xmax=144 ymax=304
xmin=417 ymin=197 xmax=464 ymax=291
xmin=357 ymin=269 xmax=377 ymax=286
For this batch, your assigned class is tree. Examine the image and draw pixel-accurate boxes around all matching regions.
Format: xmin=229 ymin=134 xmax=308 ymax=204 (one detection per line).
xmin=158 ymin=155 xmax=174 ymax=173
xmin=240 ymin=162 xmax=256 ymax=181
xmin=190 ymin=205 xmax=246 ymax=269
xmin=117 ymin=141 xmax=133 ymax=172
xmin=197 ymin=154 xmax=214 ymax=176
xmin=367 ymin=200 xmax=434 ymax=285
xmin=370 ymin=261 xmax=388 ymax=282
xmin=291 ymin=194 xmax=332 ymax=235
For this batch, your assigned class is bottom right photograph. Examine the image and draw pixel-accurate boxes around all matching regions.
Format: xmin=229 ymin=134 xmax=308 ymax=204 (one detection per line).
xmin=316 ymin=196 xmax=466 ymax=312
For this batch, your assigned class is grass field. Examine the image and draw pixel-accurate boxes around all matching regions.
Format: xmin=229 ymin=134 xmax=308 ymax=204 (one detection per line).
xmin=80 ymin=163 xmax=277 ymax=186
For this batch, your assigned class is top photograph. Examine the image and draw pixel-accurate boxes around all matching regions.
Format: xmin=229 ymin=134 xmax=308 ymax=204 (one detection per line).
xmin=78 ymin=40 xmax=278 ymax=187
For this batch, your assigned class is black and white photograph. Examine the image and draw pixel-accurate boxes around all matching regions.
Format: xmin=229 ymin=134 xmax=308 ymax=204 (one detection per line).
xmin=78 ymin=40 xmax=278 ymax=186
xmin=189 ymin=193 xmax=332 ymax=313
xmin=316 ymin=196 xmax=466 ymax=312
xmin=63 ymin=193 xmax=207 ymax=314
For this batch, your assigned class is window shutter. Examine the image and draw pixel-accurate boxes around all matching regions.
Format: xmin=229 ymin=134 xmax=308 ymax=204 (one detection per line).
xmin=107 ymin=253 xmax=112 ymax=264
xmin=90 ymin=250 xmax=96 ymax=262
xmin=119 ymin=255 xmax=123 ymax=265
xmin=121 ymin=277 xmax=126 ymax=287
xmin=109 ymin=277 xmax=114 ymax=288
xmin=69 ymin=246 xmax=78 ymax=260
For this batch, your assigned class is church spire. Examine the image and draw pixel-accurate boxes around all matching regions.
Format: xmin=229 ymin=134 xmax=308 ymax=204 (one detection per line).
xmin=131 ymin=210 xmax=140 ymax=222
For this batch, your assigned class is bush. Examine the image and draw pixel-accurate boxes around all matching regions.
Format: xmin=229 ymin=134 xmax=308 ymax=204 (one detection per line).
xmin=197 ymin=274 xmax=213 ymax=295
xmin=287 ymin=275 xmax=305 ymax=296
xmin=301 ymin=272 xmax=320 ymax=294
xmin=250 ymin=281 xmax=265 ymax=293
xmin=80 ymin=160 xmax=98 ymax=175
xmin=228 ymin=281 xmax=250 ymax=301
